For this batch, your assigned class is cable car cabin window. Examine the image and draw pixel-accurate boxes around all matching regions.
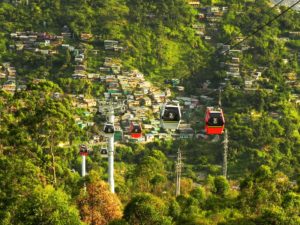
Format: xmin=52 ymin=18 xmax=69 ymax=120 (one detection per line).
xmin=207 ymin=113 xmax=224 ymax=126
xmin=162 ymin=108 xmax=180 ymax=121
xmin=80 ymin=149 xmax=88 ymax=153
xmin=132 ymin=126 xmax=141 ymax=133
xmin=104 ymin=125 xmax=114 ymax=133
xmin=101 ymin=149 xmax=107 ymax=154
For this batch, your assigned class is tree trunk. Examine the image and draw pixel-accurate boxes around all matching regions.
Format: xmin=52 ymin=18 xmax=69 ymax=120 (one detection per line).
xmin=50 ymin=134 xmax=57 ymax=186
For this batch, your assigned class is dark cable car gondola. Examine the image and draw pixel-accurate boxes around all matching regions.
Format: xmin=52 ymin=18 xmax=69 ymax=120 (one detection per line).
xmin=205 ymin=107 xmax=225 ymax=135
xmin=100 ymin=148 xmax=108 ymax=158
xmin=160 ymin=102 xmax=181 ymax=130
xmin=103 ymin=122 xmax=115 ymax=138
xmin=130 ymin=122 xmax=142 ymax=139
xmin=79 ymin=144 xmax=88 ymax=156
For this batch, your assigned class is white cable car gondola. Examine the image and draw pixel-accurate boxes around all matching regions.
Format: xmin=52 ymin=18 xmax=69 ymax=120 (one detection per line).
xmin=160 ymin=101 xmax=182 ymax=130
xmin=103 ymin=122 xmax=115 ymax=138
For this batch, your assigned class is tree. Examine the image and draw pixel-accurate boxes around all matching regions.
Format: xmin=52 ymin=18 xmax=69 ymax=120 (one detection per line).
xmin=78 ymin=179 xmax=122 ymax=225
xmin=123 ymin=193 xmax=172 ymax=225
xmin=13 ymin=185 xmax=82 ymax=225
xmin=213 ymin=176 xmax=230 ymax=197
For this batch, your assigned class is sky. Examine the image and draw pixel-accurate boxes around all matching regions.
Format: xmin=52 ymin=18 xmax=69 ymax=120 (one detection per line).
xmin=272 ymin=0 xmax=300 ymax=11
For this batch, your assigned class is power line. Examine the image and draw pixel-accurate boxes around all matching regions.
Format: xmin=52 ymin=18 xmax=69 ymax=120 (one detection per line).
xmin=271 ymin=0 xmax=287 ymax=8
xmin=220 ymin=0 xmax=286 ymax=48
xmin=272 ymin=0 xmax=288 ymax=7
xmin=220 ymin=0 xmax=300 ymax=55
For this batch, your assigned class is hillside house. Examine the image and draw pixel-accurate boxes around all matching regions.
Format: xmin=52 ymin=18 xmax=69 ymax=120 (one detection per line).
xmin=87 ymin=73 xmax=100 ymax=80
xmin=221 ymin=6 xmax=228 ymax=12
xmin=61 ymin=32 xmax=72 ymax=38
xmin=100 ymin=67 xmax=111 ymax=73
xmin=188 ymin=1 xmax=200 ymax=8
xmin=2 ymin=81 xmax=16 ymax=93
xmin=111 ymin=65 xmax=121 ymax=74
xmin=0 ymin=72 xmax=6 ymax=79
xmin=145 ymin=133 xmax=155 ymax=142
xmin=80 ymin=33 xmax=93 ymax=41
xmin=104 ymin=57 xmax=113 ymax=67
xmin=213 ymin=11 xmax=223 ymax=17
xmin=229 ymin=66 xmax=240 ymax=73
xmin=232 ymin=57 xmax=240 ymax=63
xmin=133 ymin=71 xmax=144 ymax=79
xmin=151 ymin=91 xmax=166 ymax=103
xmin=84 ymin=98 xmax=97 ymax=107
xmin=207 ymin=6 xmax=220 ymax=13
xmin=198 ymin=13 xmax=205 ymax=20
xmin=133 ymin=91 xmax=144 ymax=100
xmin=75 ymin=64 xmax=86 ymax=71
xmin=229 ymin=49 xmax=242 ymax=55
xmin=244 ymin=80 xmax=253 ymax=88
xmin=75 ymin=55 xmax=84 ymax=63
xmin=17 ymin=84 xmax=27 ymax=91
xmin=104 ymin=40 xmax=118 ymax=50
xmin=7 ymin=67 xmax=16 ymax=76
xmin=200 ymin=95 xmax=213 ymax=102
xmin=141 ymin=96 xmax=152 ymax=106
xmin=226 ymin=72 xmax=241 ymax=78
xmin=177 ymin=128 xmax=194 ymax=139
xmin=165 ymin=88 xmax=172 ymax=97
xmin=206 ymin=16 xmax=221 ymax=22
xmin=72 ymin=74 xmax=86 ymax=79
xmin=177 ymin=86 xmax=185 ymax=91
xmin=15 ymin=43 xmax=24 ymax=50
xmin=152 ymin=104 xmax=160 ymax=113
xmin=195 ymin=30 xmax=205 ymax=36
xmin=289 ymin=31 xmax=300 ymax=39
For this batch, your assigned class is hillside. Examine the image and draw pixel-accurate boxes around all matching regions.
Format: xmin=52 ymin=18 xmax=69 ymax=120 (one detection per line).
xmin=0 ymin=0 xmax=300 ymax=225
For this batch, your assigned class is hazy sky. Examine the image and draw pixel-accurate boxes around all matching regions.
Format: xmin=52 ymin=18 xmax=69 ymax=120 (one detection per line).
xmin=272 ymin=0 xmax=300 ymax=10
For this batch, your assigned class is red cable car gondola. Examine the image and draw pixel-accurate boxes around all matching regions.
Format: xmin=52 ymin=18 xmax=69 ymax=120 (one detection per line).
xmin=205 ymin=107 xmax=225 ymax=135
xmin=130 ymin=122 xmax=142 ymax=139
xmin=79 ymin=144 xmax=89 ymax=156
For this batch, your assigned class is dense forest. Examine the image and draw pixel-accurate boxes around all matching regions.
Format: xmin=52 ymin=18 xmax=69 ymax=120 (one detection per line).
xmin=0 ymin=0 xmax=300 ymax=224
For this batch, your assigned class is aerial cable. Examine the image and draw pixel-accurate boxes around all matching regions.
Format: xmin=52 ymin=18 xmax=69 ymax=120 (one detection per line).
xmin=220 ymin=0 xmax=287 ymax=48
xmin=219 ymin=0 xmax=300 ymax=55
xmin=272 ymin=0 xmax=287 ymax=8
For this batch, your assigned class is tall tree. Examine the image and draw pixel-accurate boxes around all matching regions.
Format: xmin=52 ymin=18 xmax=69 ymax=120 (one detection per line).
xmin=78 ymin=179 xmax=122 ymax=225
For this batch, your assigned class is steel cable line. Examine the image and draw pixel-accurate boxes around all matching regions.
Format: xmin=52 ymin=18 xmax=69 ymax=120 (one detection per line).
xmin=218 ymin=0 xmax=287 ymax=49
xmin=219 ymin=0 xmax=300 ymax=55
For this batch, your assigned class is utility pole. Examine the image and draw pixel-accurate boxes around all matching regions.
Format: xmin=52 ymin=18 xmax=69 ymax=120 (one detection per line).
xmin=99 ymin=99 xmax=126 ymax=193
xmin=107 ymin=108 xmax=115 ymax=193
xmin=223 ymin=129 xmax=228 ymax=178
xmin=82 ymin=154 xmax=86 ymax=177
xmin=80 ymin=145 xmax=88 ymax=177
xmin=175 ymin=148 xmax=183 ymax=197
xmin=80 ymin=145 xmax=88 ymax=192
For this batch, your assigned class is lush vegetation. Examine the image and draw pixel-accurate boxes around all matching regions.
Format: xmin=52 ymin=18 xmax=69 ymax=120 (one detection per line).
xmin=0 ymin=0 xmax=299 ymax=224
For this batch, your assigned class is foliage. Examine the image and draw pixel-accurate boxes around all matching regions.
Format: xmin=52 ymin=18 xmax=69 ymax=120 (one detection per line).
xmin=78 ymin=178 xmax=122 ymax=225
xmin=13 ymin=185 xmax=83 ymax=225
